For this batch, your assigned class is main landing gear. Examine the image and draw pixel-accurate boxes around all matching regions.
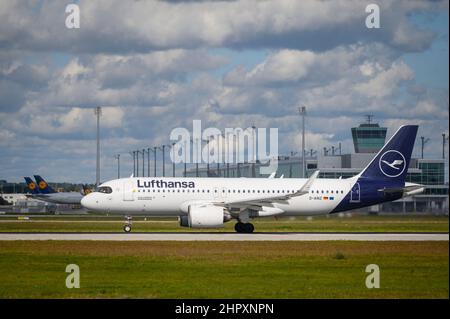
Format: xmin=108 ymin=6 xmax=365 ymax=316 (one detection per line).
xmin=123 ymin=216 xmax=132 ymax=233
xmin=234 ymin=222 xmax=255 ymax=233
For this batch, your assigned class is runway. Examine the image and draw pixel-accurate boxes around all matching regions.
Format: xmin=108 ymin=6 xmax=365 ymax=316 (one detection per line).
xmin=0 ymin=232 xmax=447 ymax=241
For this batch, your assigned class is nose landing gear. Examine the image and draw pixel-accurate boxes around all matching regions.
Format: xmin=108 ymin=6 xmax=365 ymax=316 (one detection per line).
xmin=123 ymin=216 xmax=132 ymax=233
xmin=234 ymin=222 xmax=254 ymax=233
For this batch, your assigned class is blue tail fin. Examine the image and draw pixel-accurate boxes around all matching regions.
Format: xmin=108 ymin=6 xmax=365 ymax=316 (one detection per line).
xmin=33 ymin=175 xmax=56 ymax=194
xmin=359 ymin=125 xmax=418 ymax=185
xmin=24 ymin=177 xmax=40 ymax=194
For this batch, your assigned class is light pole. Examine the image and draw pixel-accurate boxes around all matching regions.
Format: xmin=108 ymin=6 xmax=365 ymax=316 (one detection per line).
xmin=147 ymin=147 xmax=151 ymax=177
xmin=172 ymin=142 xmax=176 ymax=177
xmin=183 ymin=140 xmax=187 ymax=177
xmin=251 ymin=125 xmax=256 ymax=177
xmin=206 ymin=136 xmax=210 ymax=177
xmin=217 ymin=134 xmax=221 ymax=177
xmin=421 ymin=136 xmax=430 ymax=159
xmin=299 ymin=106 xmax=306 ymax=178
xmin=136 ymin=149 xmax=140 ymax=177
xmin=443 ymin=133 xmax=448 ymax=159
xmin=94 ymin=106 xmax=102 ymax=186
xmin=193 ymin=137 xmax=199 ymax=177
xmin=226 ymin=132 xmax=231 ymax=177
xmin=114 ymin=154 xmax=120 ymax=179
xmin=142 ymin=149 xmax=145 ymax=177
xmin=152 ymin=147 xmax=157 ymax=177
xmin=235 ymin=133 xmax=241 ymax=177
xmin=159 ymin=145 xmax=168 ymax=177
xmin=130 ymin=151 xmax=136 ymax=177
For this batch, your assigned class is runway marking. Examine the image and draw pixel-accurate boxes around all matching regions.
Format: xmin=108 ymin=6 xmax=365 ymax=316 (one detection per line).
xmin=0 ymin=233 xmax=447 ymax=241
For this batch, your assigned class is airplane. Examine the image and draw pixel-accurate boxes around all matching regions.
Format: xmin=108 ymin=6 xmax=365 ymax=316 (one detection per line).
xmin=81 ymin=125 xmax=424 ymax=233
xmin=24 ymin=175 xmax=84 ymax=205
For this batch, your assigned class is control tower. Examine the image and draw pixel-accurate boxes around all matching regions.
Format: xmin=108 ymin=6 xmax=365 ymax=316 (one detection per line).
xmin=351 ymin=115 xmax=387 ymax=153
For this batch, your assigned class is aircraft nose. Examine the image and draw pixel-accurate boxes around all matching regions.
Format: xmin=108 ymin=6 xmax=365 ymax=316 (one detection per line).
xmin=81 ymin=194 xmax=96 ymax=210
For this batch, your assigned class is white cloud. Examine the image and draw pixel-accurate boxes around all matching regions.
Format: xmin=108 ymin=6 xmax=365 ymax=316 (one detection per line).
xmin=0 ymin=0 xmax=441 ymax=54
xmin=355 ymin=61 xmax=414 ymax=98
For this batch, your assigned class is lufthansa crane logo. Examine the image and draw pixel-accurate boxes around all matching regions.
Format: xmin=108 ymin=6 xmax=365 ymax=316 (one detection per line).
xmin=378 ymin=150 xmax=406 ymax=178
xmin=28 ymin=182 xmax=36 ymax=190
xmin=39 ymin=181 xmax=47 ymax=189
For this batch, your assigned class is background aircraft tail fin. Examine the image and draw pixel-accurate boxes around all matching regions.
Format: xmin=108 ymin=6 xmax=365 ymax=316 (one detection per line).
xmin=33 ymin=175 xmax=56 ymax=194
xmin=24 ymin=177 xmax=40 ymax=194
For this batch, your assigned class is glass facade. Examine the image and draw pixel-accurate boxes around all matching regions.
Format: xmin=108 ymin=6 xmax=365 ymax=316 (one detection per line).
xmin=351 ymin=123 xmax=387 ymax=153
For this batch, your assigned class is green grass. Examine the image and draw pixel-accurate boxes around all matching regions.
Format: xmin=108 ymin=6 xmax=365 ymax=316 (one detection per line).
xmin=0 ymin=215 xmax=448 ymax=233
xmin=0 ymin=241 xmax=447 ymax=298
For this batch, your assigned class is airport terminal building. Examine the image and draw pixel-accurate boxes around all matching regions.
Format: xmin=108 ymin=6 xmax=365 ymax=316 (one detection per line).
xmin=186 ymin=122 xmax=449 ymax=214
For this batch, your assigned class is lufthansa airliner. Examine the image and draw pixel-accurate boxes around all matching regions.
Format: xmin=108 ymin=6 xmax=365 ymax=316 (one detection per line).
xmin=81 ymin=125 xmax=423 ymax=233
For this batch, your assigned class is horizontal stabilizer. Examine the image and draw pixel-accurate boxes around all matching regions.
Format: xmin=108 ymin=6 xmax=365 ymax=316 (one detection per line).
xmin=378 ymin=183 xmax=424 ymax=197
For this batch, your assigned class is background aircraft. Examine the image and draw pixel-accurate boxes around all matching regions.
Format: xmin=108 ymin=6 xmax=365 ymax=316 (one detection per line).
xmin=24 ymin=175 xmax=84 ymax=205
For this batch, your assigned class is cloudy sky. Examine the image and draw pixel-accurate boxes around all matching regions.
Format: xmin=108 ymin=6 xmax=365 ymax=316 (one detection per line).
xmin=0 ymin=0 xmax=448 ymax=183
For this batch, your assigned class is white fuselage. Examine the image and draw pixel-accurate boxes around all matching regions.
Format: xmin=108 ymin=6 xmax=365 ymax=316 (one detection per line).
xmin=81 ymin=177 xmax=357 ymax=216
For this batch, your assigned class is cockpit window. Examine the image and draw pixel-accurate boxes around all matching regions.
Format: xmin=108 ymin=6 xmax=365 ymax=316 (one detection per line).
xmin=96 ymin=186 xmax=113 ymax=194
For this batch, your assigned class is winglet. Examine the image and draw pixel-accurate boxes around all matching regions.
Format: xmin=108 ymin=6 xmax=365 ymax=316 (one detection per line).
xmin=290 ymin=170 xmax=320 ymax=197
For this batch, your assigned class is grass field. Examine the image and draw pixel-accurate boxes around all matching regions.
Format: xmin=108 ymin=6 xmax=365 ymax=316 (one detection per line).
xmin=0 ymin=241 xmax=447 ymax=298
xmin=0 ymin=215 xmax=448 ymax=233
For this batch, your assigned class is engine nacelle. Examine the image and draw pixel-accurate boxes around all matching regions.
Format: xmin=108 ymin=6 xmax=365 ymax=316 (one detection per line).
xmin=179 ymin=204 xmax=227 ymax=228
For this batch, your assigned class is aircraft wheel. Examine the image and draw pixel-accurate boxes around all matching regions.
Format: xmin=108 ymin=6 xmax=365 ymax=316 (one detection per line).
xmin=123 ymin=225 xmax=132 ymax=233
xmin=235 ymin=222 xmax=254 ymax=233
xmin=245 ymin=223 xmax=255 ymax=233
xmin=234 ymin=222 xmax=244 ymax=233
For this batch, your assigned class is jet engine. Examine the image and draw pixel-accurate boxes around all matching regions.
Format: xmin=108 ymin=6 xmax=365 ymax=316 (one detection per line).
xmin=179 ymin=204 xmax=230 ymax=228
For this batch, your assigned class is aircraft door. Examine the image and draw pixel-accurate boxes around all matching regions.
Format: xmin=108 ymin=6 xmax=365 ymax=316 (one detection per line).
xmin=123 ymin=182 xmax=135 ymax=201
xmin=350 ymin=182 xmax=360 ymax=203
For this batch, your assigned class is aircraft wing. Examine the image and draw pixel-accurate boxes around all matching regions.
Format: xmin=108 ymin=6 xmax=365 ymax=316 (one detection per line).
xmin=215 ymin=170 xmax=320 ymax=211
